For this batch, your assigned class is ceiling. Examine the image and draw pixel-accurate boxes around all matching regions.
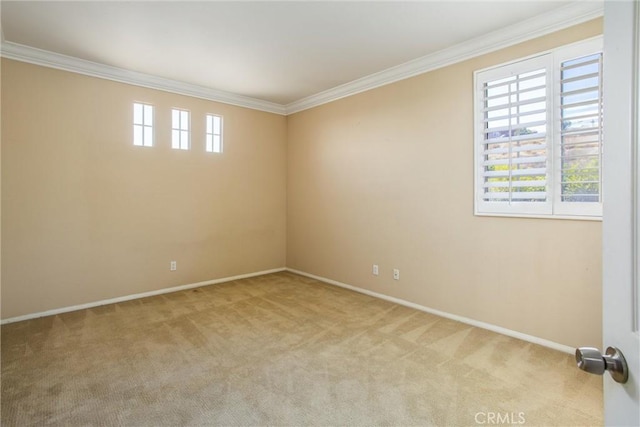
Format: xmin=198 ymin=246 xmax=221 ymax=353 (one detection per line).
xmin=2 ymin=1 xmax=598 ymax=108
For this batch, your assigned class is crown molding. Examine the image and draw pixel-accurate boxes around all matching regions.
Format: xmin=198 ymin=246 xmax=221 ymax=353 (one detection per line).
xmin=284 ymin=1 xmax=604 ymax=115
xmin=0 ymin=1 xmax=603 ymax=117
xmin=0 ymin=41 xmax=287 ymax=115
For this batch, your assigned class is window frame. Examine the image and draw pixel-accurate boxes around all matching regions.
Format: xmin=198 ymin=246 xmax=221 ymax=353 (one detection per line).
xmin=205 ymin=114 xmax=223 ymax=153
xmin=473 ymin=36 xmax=603 ymax=221
xmin=171 ymin=108 xmax=191 ymax=150
xmin=133 ymin=102 xmax=154 ymax=147
xmin=552 ymin=39 xmax=604 ymax=218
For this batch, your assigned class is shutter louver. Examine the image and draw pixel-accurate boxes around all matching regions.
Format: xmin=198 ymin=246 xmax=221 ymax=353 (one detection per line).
xmin=559 ymin=53 xmax=603 ymax=203
xmin=481 ymin=69 xmax=548 ymax=204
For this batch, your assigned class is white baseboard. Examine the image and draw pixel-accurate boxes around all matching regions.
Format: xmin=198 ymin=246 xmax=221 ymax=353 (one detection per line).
xmin=286 ymin=268 xmax=575 ymax=355
xmin=2 ymin=266 xmax=576 ymax=355
xmin=0 ymin=268 xmax=287 ymax=325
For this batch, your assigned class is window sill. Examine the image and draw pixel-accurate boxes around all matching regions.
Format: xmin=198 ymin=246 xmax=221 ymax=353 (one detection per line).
xmin=474 ymin=212 xmax=602 ymax=221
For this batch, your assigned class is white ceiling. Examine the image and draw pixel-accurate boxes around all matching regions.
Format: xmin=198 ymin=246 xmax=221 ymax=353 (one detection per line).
xmin=2 ymin=1 xmax=597 ymax=107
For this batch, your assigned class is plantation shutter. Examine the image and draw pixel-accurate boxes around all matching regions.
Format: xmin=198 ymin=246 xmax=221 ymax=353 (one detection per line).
xmin=477 ymin=55 xmax=552 ymax=215
xmin=557 ymin=53 xmax=603 ymax=207
xmin=475 ymin=38 xmax=603 ymax=219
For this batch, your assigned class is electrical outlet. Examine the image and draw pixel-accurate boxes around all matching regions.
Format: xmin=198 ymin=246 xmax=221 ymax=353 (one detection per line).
xmin=372 ymin=264 xmax=379 ymax=276
xmin=170 ymin=261 xmax=177 ymax=271
xmin=393 ymin=269 xmax=400 ymax=280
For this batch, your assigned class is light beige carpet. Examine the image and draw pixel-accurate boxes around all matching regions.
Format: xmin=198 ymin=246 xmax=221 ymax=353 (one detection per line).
xmin=1 ymin=272 xmax=602 ymax=426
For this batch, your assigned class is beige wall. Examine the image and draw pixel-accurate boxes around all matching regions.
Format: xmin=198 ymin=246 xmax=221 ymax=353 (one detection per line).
xmin=287 ymin=19 xmax=603 ymax=349
xmin=2 ymin=19 xmax=603 ymax=349
xmin=1 ymin=59 xmax=287 ymax=319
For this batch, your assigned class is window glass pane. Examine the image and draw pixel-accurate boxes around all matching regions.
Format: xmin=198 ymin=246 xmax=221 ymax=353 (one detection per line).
xmin=487 ymin=75 xmax=515 ymax=86
xmin=563 ymin=62 xmax=599 ymax=79
xmin=213 ymin=135 xmax=222 ymax=153
xmin=144 ymin=105 xmax=153 ymax=125
xmin=519 ymin=87 xmax=545 ymax=101
xmin=519 ymin=101 xmax=545 ymax=114
xmin=133 ymin=125 xmax=143 ymax=146
xmin=172 ymin=109 xmax=179 ymax=128
xmin=143 ymin=126 xmax=153 ymax=147
xmin=206 ymin=115 xmax=212 ymax=134
xmin=519 ymin=76 xmax=545 ymax=90
xmin=486 ymin=84 xmax=509 ymax=97
xmin=563 ymin=117 xmax=600 ymax=132
xmin=562 ymin=90 xmax=599 ymax=106
xmin=486 ymin=95 xmax=509 ymax=109
xmin=561 ymin=154 xmax=600 ymax=202
xmin=206 ymin=134 xmax=213 ymax=152
xmin=181 ymin=111 xmax=189 ymax=129
xmin=181 ymin=131 xmax=189 ymax=149
xmin=486 ymin=107 xmax=509 ymax=119
xmin=562 ymin=53 xmax=600 ymax=67
xmin=518 ymin=112 xmax=545 ymax=124
xmin=172 ymin=130 xmax=180 ymax=149
xmin=133 ymin=104 xmax=143 ymax=125
xmin=562 ymin=104 xmax=598 ymax=119
xmin=213 ymin=116 xmax=221 ymax=134
xmin=563 ymin=76 xmax=599 ymax=93
xmin=486 ymin=119 xmax=509 ymax=131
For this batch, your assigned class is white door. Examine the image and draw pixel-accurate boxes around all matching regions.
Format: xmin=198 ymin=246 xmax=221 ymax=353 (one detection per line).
xmin=600 ymin=1 xmax=640 ymax=425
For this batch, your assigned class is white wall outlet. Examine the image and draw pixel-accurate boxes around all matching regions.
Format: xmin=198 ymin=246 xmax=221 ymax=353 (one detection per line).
xmin=393 ymin=269 xmax=400 ymax=280
xmin=372 ymin=264 xmax=379 ymax=276
xmin=170 ymin=261 xmax=177 ymax=271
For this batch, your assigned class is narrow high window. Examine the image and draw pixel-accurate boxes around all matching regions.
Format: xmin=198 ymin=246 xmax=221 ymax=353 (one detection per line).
xmin=172 ymin=108 xmax=190 ymax=150
xmin=133 ymin=103 xmax=153 ymax=147
xmin=206 ymin=114 xmax=223 ymax=153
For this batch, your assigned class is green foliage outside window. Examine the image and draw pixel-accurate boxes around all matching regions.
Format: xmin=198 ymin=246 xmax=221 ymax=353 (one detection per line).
xmin=485 ymin=156 xmax=599 ymax=202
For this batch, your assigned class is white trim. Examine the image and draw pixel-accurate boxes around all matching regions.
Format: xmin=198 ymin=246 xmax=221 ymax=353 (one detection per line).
xmin=3 ymin=265 xmax=576 ymax=354
xmin=0 ymin=41 xmax=287 ymax=116
xmin=475 ymin=212 xmax=602 ymax=222
xmin=635 ymin=0 xmax=640 ymax=334
xmin=286 ymin=268 xmax=575 ymax=355
xmin=285 ymin=1 xmax=603 ymax=115
xmin=1 ymin=2 xmax=602 ymax=117
xmin=0 ymin=268 xmax=286 ymax=325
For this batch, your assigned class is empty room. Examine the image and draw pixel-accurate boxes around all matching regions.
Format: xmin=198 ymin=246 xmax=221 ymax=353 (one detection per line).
xmin=2 ymin=1 xmax=639 ymax=426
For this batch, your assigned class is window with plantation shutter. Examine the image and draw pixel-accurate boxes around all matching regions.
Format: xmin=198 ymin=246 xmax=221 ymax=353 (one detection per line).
xmin=555 ymin=51 xmax=603 ymax=216
xmin=474 ymin=37 xmax=603 ymax=219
